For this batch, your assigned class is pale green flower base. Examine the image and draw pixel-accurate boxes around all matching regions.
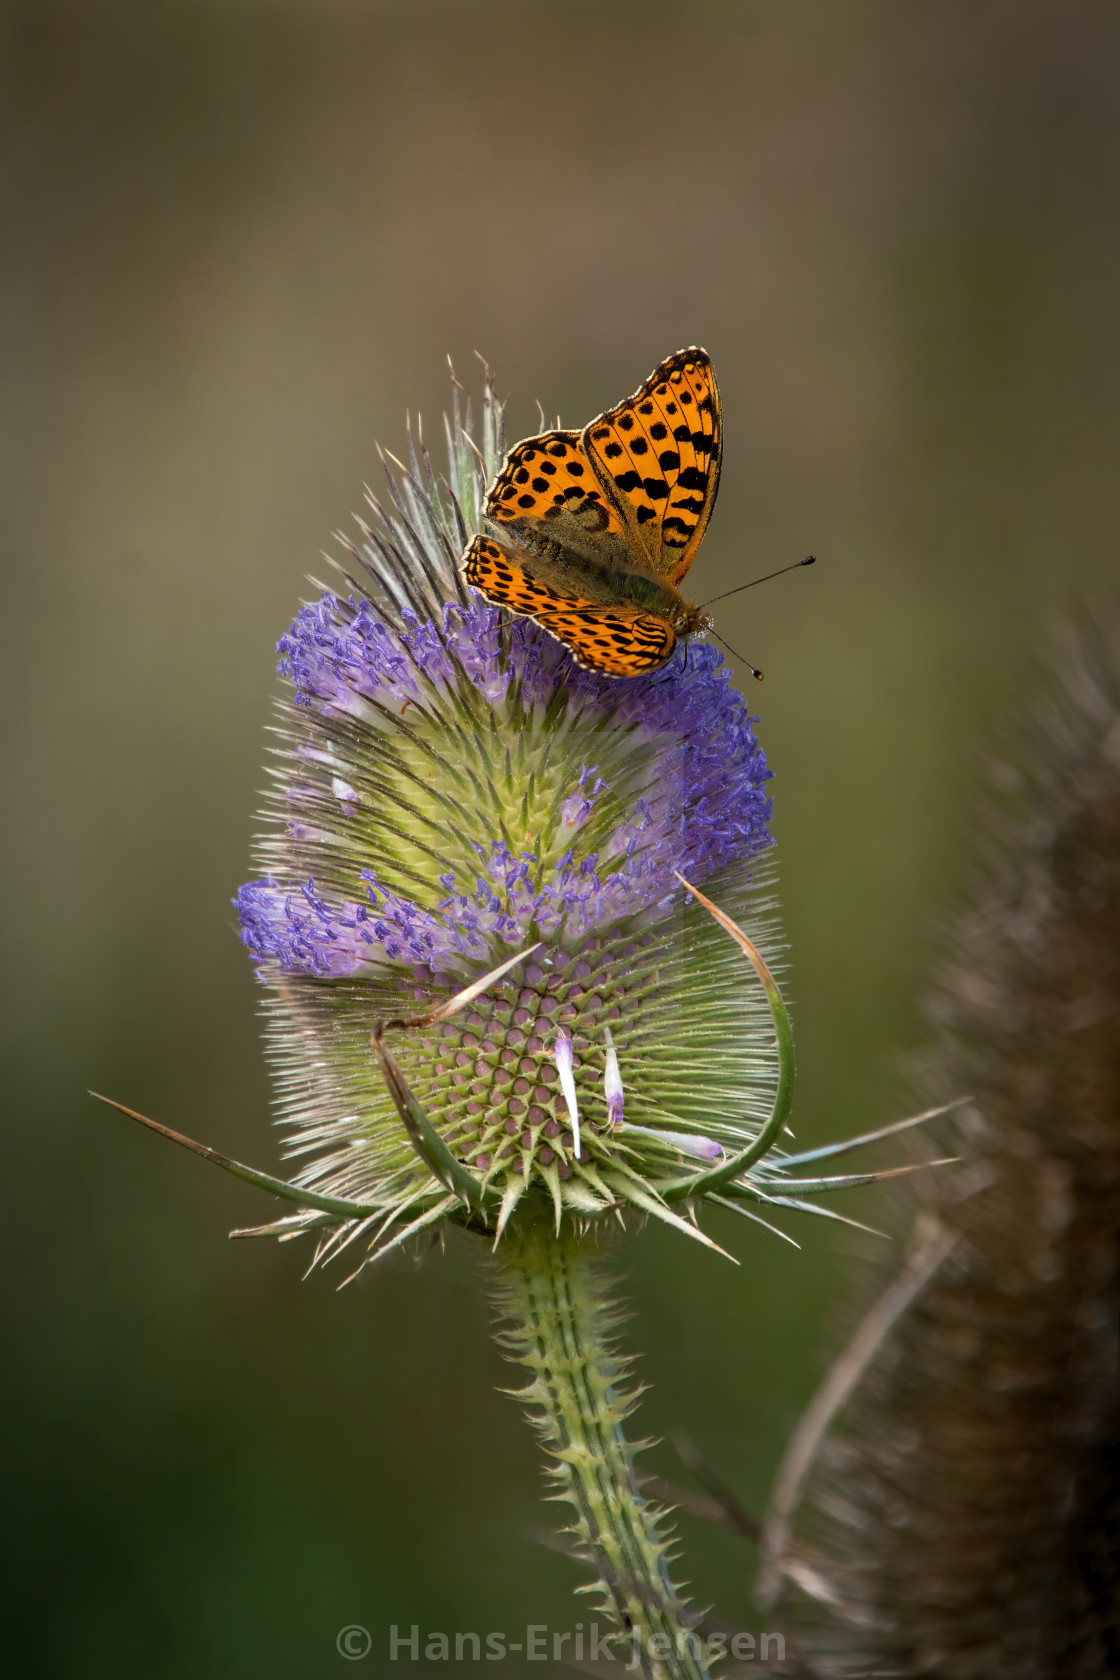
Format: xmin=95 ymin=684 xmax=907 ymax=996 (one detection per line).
xmin=496 ymin=1225 xmax=710 ymax=1680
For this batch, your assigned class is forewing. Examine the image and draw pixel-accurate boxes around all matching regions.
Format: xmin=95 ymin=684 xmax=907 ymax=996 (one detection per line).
xmin=534 ymin=605 xmax=676 ymax=677
xmin=484 ymin=428 xmax=626 ymax=558
xmin=583 ymin=347 xmax=721 ymax=586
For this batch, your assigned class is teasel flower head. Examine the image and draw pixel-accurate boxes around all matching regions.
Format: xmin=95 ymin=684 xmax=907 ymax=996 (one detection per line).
xmin=759 ymin=613 xmax=1120 ymax=1678
xmin=95 ymin=360 xmax=960 ymax=1680
xmin=224 ymin=364 xmax=829 ymax=1274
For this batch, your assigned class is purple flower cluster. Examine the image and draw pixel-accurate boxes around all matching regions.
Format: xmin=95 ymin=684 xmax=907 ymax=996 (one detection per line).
xmin=276 ymin=593 xmax=512 ymax=713
xmin=236 ymin=590 xmax=773 ymax=979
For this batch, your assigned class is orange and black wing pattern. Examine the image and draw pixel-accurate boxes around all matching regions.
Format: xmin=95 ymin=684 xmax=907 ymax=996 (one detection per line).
xmin=483 ymin=429 xmax=624 ymax=544
xmin=461 ymin=535 xmax=567 ymax=615
xmin=535 ymin=605 xmax=676 ymax=676
xmin=461 ymin=537 xmax=677 ymax=676
xmin=583 ymin=348 xmax=721 ymax=586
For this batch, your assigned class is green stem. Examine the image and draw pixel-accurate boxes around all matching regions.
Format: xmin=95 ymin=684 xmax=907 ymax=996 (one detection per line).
xmin=496 ymin=1226 xmax=710 ymax=1680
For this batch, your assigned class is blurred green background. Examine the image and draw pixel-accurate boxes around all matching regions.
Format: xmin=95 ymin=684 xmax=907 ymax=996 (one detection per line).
xmin=4 ymin=2 xmax=1119 ymax=1674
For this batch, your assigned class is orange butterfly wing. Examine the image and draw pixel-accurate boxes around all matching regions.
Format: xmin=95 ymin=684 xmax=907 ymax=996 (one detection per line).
xmin=461 ymin=536 xmax=676 ymax=675
xmin=535 ymin=605 xmax=676 ymax=676
xmin=583 ymin=347 xmax=721 ymax=588
xmin=483 ymin=428 xmax=626 ymax=553
xmin=461 ymin=535 xmax=569 ymax=613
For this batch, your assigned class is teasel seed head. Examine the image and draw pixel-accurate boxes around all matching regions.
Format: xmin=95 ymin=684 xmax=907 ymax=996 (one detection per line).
xmin=230 ymin=365 xmax=806 ymax=1275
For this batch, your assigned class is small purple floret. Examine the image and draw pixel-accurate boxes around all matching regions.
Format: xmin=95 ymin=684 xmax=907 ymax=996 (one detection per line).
xmin=619 ymin=1123 xmax=723 ymax=1162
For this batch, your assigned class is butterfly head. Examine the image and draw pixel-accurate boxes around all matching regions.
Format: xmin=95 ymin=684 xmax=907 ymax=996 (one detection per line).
xmin=674 ymin=601 xmax=713 ymax=640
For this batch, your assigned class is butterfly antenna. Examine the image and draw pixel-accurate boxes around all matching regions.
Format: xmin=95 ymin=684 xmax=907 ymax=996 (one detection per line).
xmin=701 ymin=555 xmax=816 ymax=610
xmin=710 ymin=630 xmax=764 ymax=682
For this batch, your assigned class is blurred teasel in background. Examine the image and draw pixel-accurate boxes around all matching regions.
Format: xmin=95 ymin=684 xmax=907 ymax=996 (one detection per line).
xmin=756 ymin=615 xmax=1120 ymax=1678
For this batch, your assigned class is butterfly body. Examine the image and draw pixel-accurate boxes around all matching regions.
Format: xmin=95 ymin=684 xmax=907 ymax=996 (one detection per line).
xmin=460 ymin=349 xmax=721 ymax=678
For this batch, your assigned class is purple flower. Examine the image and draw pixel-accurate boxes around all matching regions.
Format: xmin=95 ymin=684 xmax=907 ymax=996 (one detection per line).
xmin=236 ymin=592 xmax=771 ymax=980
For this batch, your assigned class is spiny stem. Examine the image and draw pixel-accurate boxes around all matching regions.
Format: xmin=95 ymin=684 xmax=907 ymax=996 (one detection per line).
xmin=495 ymin=1225 xmax=709 ymax=1680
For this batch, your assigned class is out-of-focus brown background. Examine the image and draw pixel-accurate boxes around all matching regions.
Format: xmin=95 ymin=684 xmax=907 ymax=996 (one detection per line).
xmin=4 ymin=2 xmax=1118 ymax=1674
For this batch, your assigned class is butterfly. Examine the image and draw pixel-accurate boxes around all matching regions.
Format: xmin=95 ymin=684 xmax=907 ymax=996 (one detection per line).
xmin=460 ymin=348 xmax=721 ymax=677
